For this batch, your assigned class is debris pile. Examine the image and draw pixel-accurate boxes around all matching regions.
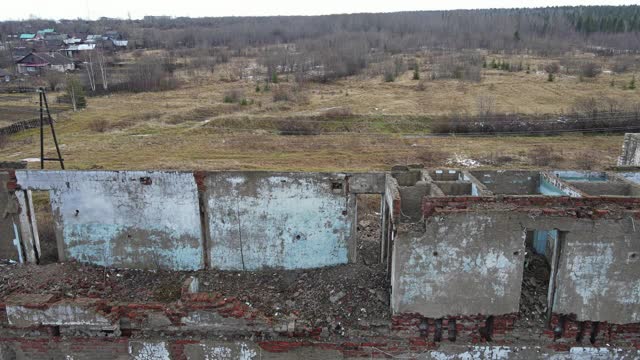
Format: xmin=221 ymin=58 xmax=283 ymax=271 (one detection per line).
xmin=519 ymin=248 xmax=551 ymax=322
xmin=198 ymin=263 xmax=390 ymax=327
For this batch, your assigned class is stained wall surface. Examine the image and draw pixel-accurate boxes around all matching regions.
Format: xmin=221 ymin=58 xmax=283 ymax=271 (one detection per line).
xmin=392 ymin=212 xmax=526 ymax=317
xmin=16 ymin=171 xmax=204 ymax=270
xmin=0 ymin=171 xmax=20 ymax=261
xmin=204 ymin=172 xmax=354 ymax=270
xmin=619 ymin=133 xmax=640 ymax=166
xmin=393 ymin=207 xmax=640 ymax=324
xmin=550 ymin=218 xmax=640 ymax=323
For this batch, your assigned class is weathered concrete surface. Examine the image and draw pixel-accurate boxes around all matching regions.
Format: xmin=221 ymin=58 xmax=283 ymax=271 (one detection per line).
xmin=183 ymin=341 xmax=260 ymax=360
xmin=129 ymin=341 xmax=171 ymax=360
xmin=433 ymin=181 xmax=473 ymax=195
xmin=622 ymin=172 xmax=640 ymax=185
xmin=5 ymin=295 xmax=114 ymax=328
xmin=461 ymin=171 xmax=494 ymax=196
xmin=568 ymin=180 xmax=640 ymax=197
xmin=204 ymin=172 xmax=354 ymax=270
xmin=423 ymin=346 xmax=639 ymax=359
xmin=392 ymin=212 xmax=526 ymax=316
xmin=619 ymin=133 xmax=640 ymax=166
xmin=548 ymin=217 xmax=640 ymax=323
xmin=394 ymin=204 xmax=640 ymax=323
xmin=540 ymin=172 xmax=584 ymax=197
xmin=180 ymin=310 xmax=256 ymax=332
xmin=347 ymin=172 xmax=386 ymax=194
xmin=16 ymin=170 xmax=203 ymax=270
xmin=471 ymin=170 xmax=540 ymax=195
xmin=0 ymin=171 xmax=20 ymax=261
xmin=398 ymin=182 xmax=429 ymax=222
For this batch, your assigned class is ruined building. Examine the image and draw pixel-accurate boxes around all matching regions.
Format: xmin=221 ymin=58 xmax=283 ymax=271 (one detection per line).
xmin=1 ymin=138 xmax=640 ymax=358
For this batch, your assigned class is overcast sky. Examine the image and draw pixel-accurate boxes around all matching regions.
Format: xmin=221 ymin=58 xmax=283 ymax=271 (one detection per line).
xmin=2 ymin=0 xmax=638 ymax=20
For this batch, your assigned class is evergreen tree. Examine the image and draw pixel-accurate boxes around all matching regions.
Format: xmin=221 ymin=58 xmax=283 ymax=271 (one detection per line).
xmin=413 ymin=65 xmax=420 ymax=80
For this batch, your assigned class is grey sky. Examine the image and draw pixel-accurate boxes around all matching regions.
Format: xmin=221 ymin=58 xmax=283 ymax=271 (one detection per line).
xmin=2 ymin=0 xmax=638 ymax=20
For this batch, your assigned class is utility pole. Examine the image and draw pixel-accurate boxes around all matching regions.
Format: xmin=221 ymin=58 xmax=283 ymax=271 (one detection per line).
xmin=38 ymin=87 xmax=65 ymax=169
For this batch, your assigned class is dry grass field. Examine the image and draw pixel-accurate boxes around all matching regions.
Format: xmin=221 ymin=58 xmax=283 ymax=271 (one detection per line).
xmin=0 ymin=53 xmax=636 ymax=171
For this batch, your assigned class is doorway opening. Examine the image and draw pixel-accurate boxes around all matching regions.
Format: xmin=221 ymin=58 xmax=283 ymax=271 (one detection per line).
xmin=355 ymin=194 xmax=383 ymax=265
xmin=31 ymin=191 xmax=59 ymax=264
xmin=520 ymin=230 xmax=557 ymax=328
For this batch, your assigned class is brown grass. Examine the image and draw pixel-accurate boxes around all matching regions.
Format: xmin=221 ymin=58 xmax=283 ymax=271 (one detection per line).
xmin=0 ymin=51 xmax=635 ymax=171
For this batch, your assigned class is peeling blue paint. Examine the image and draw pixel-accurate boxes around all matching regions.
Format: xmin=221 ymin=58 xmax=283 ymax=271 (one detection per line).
xmin=539 ymin=178 xmax=567 ymax=196
xmin=17 ymin=171 xmax=204 ymax=270
xmin=206 ymin=173 xmax=351 ymax=270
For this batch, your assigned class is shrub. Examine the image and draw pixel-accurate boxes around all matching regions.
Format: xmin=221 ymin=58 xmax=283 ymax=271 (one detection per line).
xmin=580 ymin=62 xmax=601 ymax=78
xmin=88 ymin=119 xmax=110 ymax=132
xmin=223 ymin=89 xmax=245 ymax=103
xmin=277 ymin=118 xmax=320 ymax=135
xmin=544 ymin=62 xmax=560 ymax=74
xmin=323 ymin=107 xmax=353 ymax=118
xmin=384 ymin=70 xmax=395 ymax=82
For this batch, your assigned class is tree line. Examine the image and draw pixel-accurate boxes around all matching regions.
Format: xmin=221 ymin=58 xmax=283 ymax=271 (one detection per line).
xmin=2 ymin=6 xmax=640 ymax=54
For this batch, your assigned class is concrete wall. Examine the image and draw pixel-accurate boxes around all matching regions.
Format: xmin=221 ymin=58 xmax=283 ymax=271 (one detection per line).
xmin=393 ymin=204 xmax=640 ymax=323
xmin=16 ymin=170 xmax=204 ymax=270
xmin=549 ymin=217 xmax=640 ymax=323
xmin=204 ymin=172 xmax=356 ymax=270
xmin=9 ymin=170 xmax=385 ymax=271
xmin=517 ymin=215 xmax=640 ymax=324
xmin=618 ymin=133 xmax=640 ymax=166
xmin=0 ymin=171 xmax=20 ymax=261
xmin=392 ymin=212 xmax=526 ymax=317
xmin=569 ymin=181 xmax=640 ymax=197
xmin=470 ymin=171 xmax=540 ymax=195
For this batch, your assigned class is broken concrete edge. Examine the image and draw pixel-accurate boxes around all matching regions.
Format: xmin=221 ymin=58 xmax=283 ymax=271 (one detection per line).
xmin=421 ymin=195 xmax=640 ymax=220
xmin=180 ymin=276 xmax=199 ymax=299
xmin=4 ymin=337 xmax=638 ymax=359
xmin=619 ymin=133 xmax=640 ymax=167
xmin=3 ymin=293 xmax=640 ymax=335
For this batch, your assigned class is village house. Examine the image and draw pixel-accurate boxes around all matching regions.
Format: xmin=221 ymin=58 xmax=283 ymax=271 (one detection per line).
xmin=15 ymin=52 xmax=75 ymax=74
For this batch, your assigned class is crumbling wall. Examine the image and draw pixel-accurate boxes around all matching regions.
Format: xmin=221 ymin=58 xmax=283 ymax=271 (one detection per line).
xmin=392 ymin=212 xmax=526 ymax=317
xmin=470 ymin=170 xmax=540 ymax=195
xmin=550 ymin=217 xmax=640 ymax=323
xmin=398 ymin=194 xmax=640 ymax=324
xmin=618 ymin=133 xmax=640 ymax=166
xmin=16 ymin=171 xmax=204 ymax=270
xmin=0 ymin=171 xmax=20 ymax=261
xmin=204 ymin=172 xmax=355 ymax=270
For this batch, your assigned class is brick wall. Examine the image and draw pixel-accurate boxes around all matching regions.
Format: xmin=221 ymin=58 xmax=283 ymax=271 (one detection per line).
xmin=423 ymin=196 xmax=640 ymax=219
